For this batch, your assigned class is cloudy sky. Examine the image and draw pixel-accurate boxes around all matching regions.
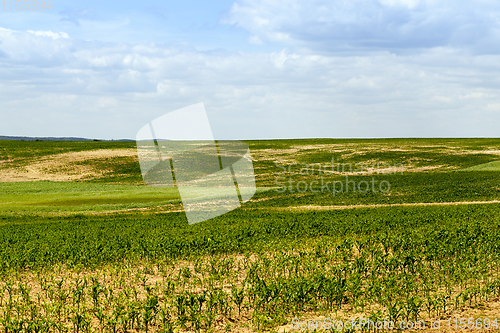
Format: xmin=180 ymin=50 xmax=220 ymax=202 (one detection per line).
xmin=1 ymin=0 xmax=500 ymax=139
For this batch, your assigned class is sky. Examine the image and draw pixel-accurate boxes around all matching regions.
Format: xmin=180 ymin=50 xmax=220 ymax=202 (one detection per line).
xmin=1 ymin=0 xmax=500 ymax=139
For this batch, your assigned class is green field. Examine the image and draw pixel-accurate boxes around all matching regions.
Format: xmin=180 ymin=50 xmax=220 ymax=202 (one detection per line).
xmin=1 ymin=138 xmax=500 ymax=332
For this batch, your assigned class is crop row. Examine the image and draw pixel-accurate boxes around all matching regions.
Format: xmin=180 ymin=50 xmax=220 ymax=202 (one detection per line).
xmin=1 ymin=204 xmax=500 ymax=331
xmin=1 ymin=242 xmax=499 ymax=332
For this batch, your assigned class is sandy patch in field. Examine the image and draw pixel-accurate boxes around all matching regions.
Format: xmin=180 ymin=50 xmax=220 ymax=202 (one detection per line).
xmin=0 ymin=149 xmax=138 ymax=182
xmin=288 ymin=143 xmax=500 ymax=157
xmin=250 ymin=148 xmax=301 ymax=163
xmin=295 ymin=163 xmax=440 ymax=175
xmin=452 ymin=149 xmax=500 ymax=156
xmin=289 ymin=144 xmax=348 ymax=151
xmin=263 ymin=200 xmax=500 ymax=212
xmin=275 ymin=158 xmax=445 ymax=175
xmin=255 ymin=143 xmax=421 ymax=166
xmin=254 ymin=142 xmax=500 ymax=177
xmin=3 ymin=142 xmax=500 ymax=183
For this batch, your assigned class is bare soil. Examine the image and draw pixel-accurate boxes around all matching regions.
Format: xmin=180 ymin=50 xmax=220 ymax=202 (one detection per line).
xmin=0 ymin=149 xmax=137 ymax=182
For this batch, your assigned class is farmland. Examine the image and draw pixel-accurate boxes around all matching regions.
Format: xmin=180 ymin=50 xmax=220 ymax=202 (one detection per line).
xmin=1 ymin=138 xmax=500 ymax=332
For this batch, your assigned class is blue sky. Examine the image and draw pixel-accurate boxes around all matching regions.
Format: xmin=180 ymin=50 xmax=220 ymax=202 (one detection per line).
xmin=1 ymin=0 xmax=500 ymax=139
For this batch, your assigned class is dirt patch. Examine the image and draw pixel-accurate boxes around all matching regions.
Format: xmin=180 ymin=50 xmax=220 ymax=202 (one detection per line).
xmin=251 ymin=148 xmax=301 ymax=164
xmin=0 ymin=149 xmax=138 ymax=182
xmin=264 ymin=200 xmax=500 ymax=212
xmin=295 ymin=163 xmax=440 ymax=175
xmin=254 ymin=142 xmax=500 ymax=176
xmin=449 ymin=149 xmax=500 ymax=156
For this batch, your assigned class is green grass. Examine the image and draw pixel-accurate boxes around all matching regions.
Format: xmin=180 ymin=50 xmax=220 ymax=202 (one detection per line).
xmin=0 ymin=140 xmax=135 ymax=161
xmin=247 ymin=171 xmax=500 ymax=207
xmin=0 ymin=181 xmax=273 ymax=213
xmin=0 ymin=181 xmax=181 ymax=213
xmin=3 ymin=138 xmax=500 ymax=185
xmin=462 ymin=160 xmax=500 ymax=171
xmin=0 ymin=202 xmax=498 ymax=269
xmin=4 ymin=171 xmax=500 ymax=214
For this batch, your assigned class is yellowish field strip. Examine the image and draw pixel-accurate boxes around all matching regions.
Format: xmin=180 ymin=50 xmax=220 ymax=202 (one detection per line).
xmin=0 ymin=148 xmax=138 ymax=182
xmin=249 ymin=200 xmax=500 ymax=211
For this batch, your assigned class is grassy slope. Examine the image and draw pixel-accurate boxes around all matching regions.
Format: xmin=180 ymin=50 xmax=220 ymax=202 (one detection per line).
xmin=1 ymin=203 xmax=499 ymax=268
xmin=0 ymin=140 xmax=134 ymax=160
xmin=0 ymin=181 xmax=182 ymax=212
xmin=2 ymin=138 xmax=500 ymax=211
xmin=462 ymin=160 xmax=500 ymax=171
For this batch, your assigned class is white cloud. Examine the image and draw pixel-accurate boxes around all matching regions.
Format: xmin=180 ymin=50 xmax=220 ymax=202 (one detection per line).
xmin=0 ymin=27 xmax=74 ymax=65
xmin=1 ymin=26 xmax=500 ymax=139
xmin=27 ymin=30 xmax=69 ymax=39
xmin=247 ymin=35 xmax=263 ymax=45
xmin=379 ymin=0 xmax=426 ymax=9
xmin=224 ymin=0 xmax=500 ymax=54
xmin=269 ymin=49 xmax=299 ymax=68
